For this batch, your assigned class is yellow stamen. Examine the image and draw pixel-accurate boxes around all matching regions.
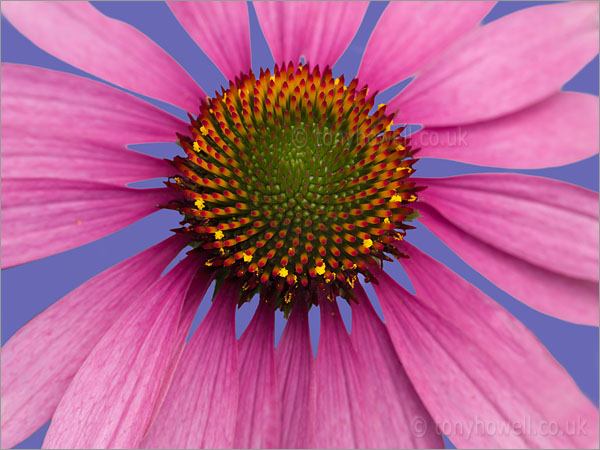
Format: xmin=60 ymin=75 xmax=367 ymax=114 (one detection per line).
xmin=384 ymin=217 xmax=390 ymax=224
xmin=200 ymin=125 xmax=209 ymax=136
xmin=193 ymin=141 xmax=201 ymax=153
xmin=363 ymin=238 xmax=373 ymax=248
xmin=391 ymin=194 xmax=403 ymax=203
xmin=214 ymin=230 xmax=224 ymax=240
xmin=243 ymin=253 xmax=253 ymax=263
xmin=279 ymin=267 xmax=289 ymax=277
xmin=195 ymin=198 xmax=205 ymax=210
xmin=315 ymin=265 xmax=326 ymax=275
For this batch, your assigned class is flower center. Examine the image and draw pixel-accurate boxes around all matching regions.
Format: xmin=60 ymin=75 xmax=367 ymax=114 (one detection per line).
xmin=166 ymin=63 xmax=419 ymax=312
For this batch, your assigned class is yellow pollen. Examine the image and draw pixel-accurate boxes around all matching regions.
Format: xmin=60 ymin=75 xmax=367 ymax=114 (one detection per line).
xmin=395 ymin=233 xmax=404 ymax=241
xmin=384 ymin=217 xmax=390 ymax=224
xmin=334 ymin=78 xmax=340 ymax=85
xmin=279 ymin=267 xmax=289 ymax=278
xmin=214 ymin=230 xmax=224 ymax=240
xmin=243 ymin=253 xmax=253 ymax=263
xmin=193 ymin=141 xmax=201 ymax=153
xmin=200 ymin=126 xmax=209 ymax=136
xmin=408 ymin=194 xmax=417 ymax=202
xmin=315 ymin=264 xmax=326 ymax=275
xmin=385 ymin=121 xmax=393 ymax=132
xmin=195 ymin=198 xmax=205 ymax=210
xmin=219 ymin=247 xmax=225 ymax=255
xmin=377 ymin=103 xmax=386 ymax=109
xmin=363 ymin=238 xmax=373 ymax=248
xmin=391 ymin=194 xmax=403 ymax=203
xmin=293 ymin=275 xmax=298 ymax=283
xmin=284 ymin=292 xmax=292 ymax=303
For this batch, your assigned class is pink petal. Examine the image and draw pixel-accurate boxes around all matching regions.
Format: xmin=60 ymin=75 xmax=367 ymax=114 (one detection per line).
xmin=1 ymin=64 xmax=185 ymax=184
xmin=234 ymin=301 xmax=280 ymax=448
xmin=0 ymin=235 xmax=187 ymax=450
xmin=350 ymin=284 xmax=443 ymax=448
xmin=416 ymin=174 xmax=599 ymax=282
xmin=315 ymin=297 xmax=373 ymax=448
xmin=371 ymin=245 xmax=599 ymax=448
xmin=1 ymin=178 xmax=178 ymax=268
xmin=276 ymin=299 xmax=316 ymax=449
xmin=43 ymin=255 xmax=202 ymax=449
xmin=416 ymin=203 xmax=599 ymax=326
xmin=358 ymin=2 xmax=493 ymax=94
xmin=390 ymin=2 xmax=599 ymax=126
xmin=254 ymin=1 xmax=367 ymax=67
xmin=413 ymin=93 xmax=600 ymax=168
xmin=142 ymin=280 xmax=239 ymax=449
xmin=2 ymin=2 xmax=204 ymax=111
xmin=168 ymin=2 xmax=251 ymax=81
xmin=149 ymin=269 xmax=215 ymax=429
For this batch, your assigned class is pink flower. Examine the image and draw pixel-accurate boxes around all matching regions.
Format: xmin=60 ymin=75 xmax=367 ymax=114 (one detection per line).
xmin=1 ymin=1 xmax=598 ymax=449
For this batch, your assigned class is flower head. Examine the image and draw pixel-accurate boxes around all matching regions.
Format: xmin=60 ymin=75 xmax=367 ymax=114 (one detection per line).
xmin=1 ymin=2 xmax=598 ymax=449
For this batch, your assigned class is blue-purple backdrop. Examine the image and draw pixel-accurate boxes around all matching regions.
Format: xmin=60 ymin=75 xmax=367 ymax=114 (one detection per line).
xmin=2 ymin=2 xmax=598 ymax=448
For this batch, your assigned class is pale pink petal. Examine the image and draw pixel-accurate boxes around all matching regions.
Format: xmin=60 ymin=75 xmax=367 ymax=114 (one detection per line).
xmin=358 ymin=2 xmax=493 ymax=93
xmin=149 ymin=269 xmax=216 ymax=428
xmin=254 ymin=1 xmax=367 ymax=67
xmin=0 ymin=235 xmax=187 ymax=450
xmin=2 ymin=2 xmax=204 ymax=111
xmin=415 ymin=174 xmax=599 ymax=282
xmin=413 ymin=93 xmax=600 ymax=168
xmin=390 ymin=2 xmax=599 ymax=126
xmin=1 ymin=178 xmax=178 ymax=268
xmin=415 ymin=203 xmax=599 ymax=326
xmin=168 ymin=2 xmax=251 ymax=81
xmin=351 ymin=284 xmax=443 ymax=448
xmin=315 ymin=297 xmax=374 ymax=448
xmin=43 ymin=255 xmax=202 ymax=449
xmin=142 ymin=280 xmax=239 ymax=449
xmin=234 ymin=300 xmax=280 ymax=448
xmin=1 ymin=64 xmax=185 ymax=184
xmin=370 ymin=244 xmax=599 ymax=448
xmin=276 ymin=299 xmax=316 ymax=449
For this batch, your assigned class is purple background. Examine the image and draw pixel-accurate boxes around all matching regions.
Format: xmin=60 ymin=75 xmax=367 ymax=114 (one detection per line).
xmin=1 ymin=2 xmax=598 ymax=448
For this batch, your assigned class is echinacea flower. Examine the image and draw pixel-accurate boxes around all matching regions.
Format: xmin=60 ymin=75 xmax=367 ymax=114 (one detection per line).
xmin=1 ymin=1 xmax=599 ymax=448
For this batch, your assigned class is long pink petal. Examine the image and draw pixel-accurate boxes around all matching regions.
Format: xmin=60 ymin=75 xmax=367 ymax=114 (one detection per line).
xmin=390 ymin=2 xmax=599 ymax=126
xmin=149 ymin=269 xmax=215 ymax=429
xmin=416 ymin=203 xmax=599 ymax=326
xmin=276 ymin=299 xmax=316 ymax=448
xmin=1 ymin=178 xmax=178 ymax=268
xmin=315 ymin=297 xmax=374 ymax=448
xmin=142 ymin=280 xmax=239 ymax=449
xmin=1 ymin=64 xmax=185 ymax=185
xmin=43 ymin=255 xmax=202 ymax=449
xmin=2 ymin=2 xmax=204 ymax=111
xmin=254 ymin=1 xmax=367 ymax=68
xmin=168 ymin=2 xmax=251 ymax=81
xmin=371 ymin=245 xmax=599 ymax=448
xmin=415 ymin=174 xmax=599 ymax=282
xmin=351 ymin=284 xmax=443 ymax=448
xmin=413 ymin=93 xmax=600 ymax=168
xmin=0 ymin=235 xmax=187 ymax=450
xmin=234 ymin=301 xmax=280 ymax=448
xmin=358 ymin=2 xmax=493 ymax=93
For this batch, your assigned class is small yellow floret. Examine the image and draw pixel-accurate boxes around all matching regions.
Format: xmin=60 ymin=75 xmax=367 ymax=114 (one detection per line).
xmin=384 ymin=217 xmax=390 ymax=224
xmin=391 ymin=194 xmax=403 ymax=203
xmin=279 ymin=267 xmax=289 ymax=278
xmin=214 ymin=230 xmax=224 ymax=240
xmin=243 ymin=253 xmax=253 ymax=263
xmin=195 ymin=198 xmax=205 ymax=210
xmin=315 ymin=265 xmax=326 ymax=275
xmin=193 ymin=141 xmax=201 ymax=153
xmin=363 ymin=238 xmax=373 ymax=248
xmin=200 ymin=126 xmax=209 ymax=136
